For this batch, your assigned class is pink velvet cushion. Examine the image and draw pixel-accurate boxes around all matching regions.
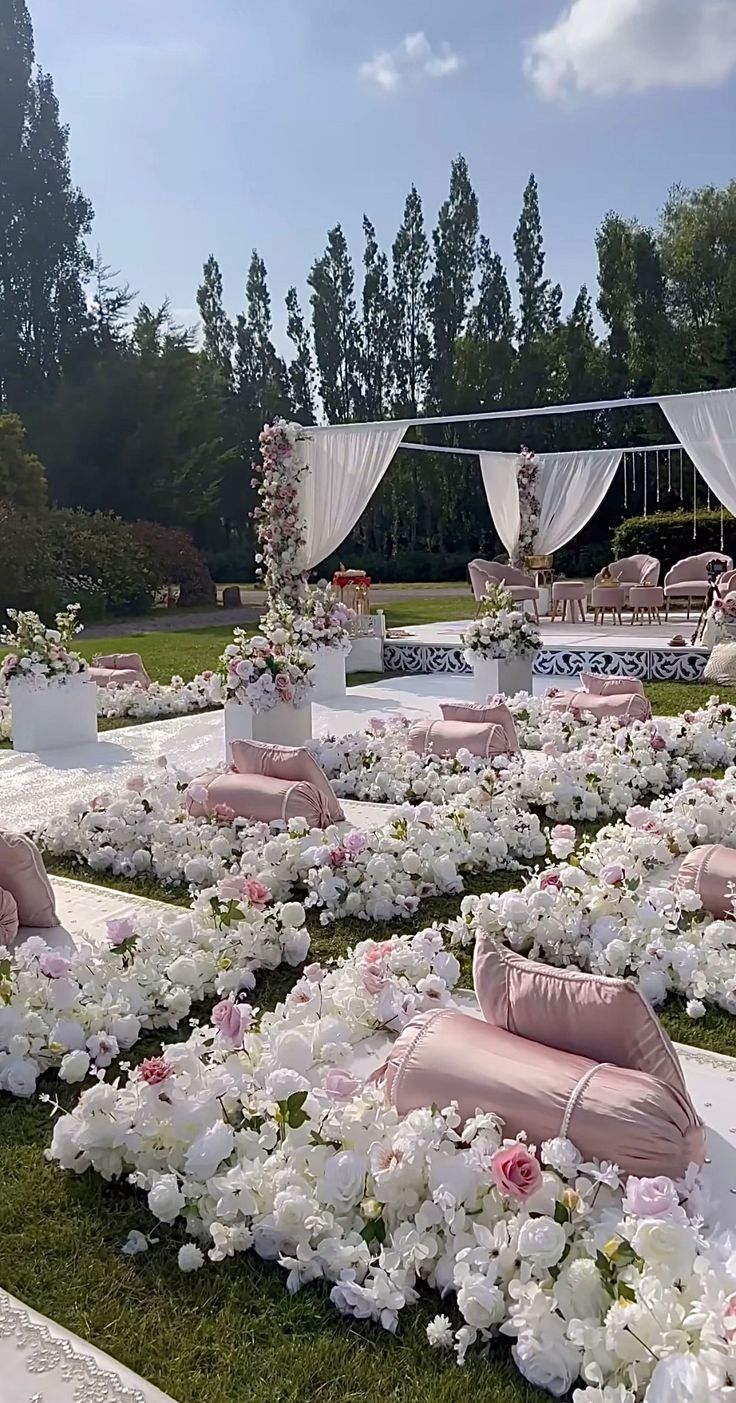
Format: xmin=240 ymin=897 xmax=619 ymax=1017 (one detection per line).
xmin=0 ymin=832 xmax=57 ymax=927
xmin=473 ymin=937 xmax=689 ymax=1101
xmin=378 ymin=1008 xmax=703 ymax=1178
xmin=0 ymin=887 xmax=20 ymax=949
xmin=92 ymin=653 xmax=151 ymax=688
xmin=407 ymin=719 xmax=510 ymax=759
xmin=439 ymin=701 xmax=519 ymax=753
xmin=187 ymin=770 xmax=337 ymax=828
xmin=580 ymin=673 xmax=645 ymax=697
xmin=675 ymin=844 xmax=736 ymax=919
xmin=549 ymin=692 xmax=651 ymax=722
xmin=90 ymin=667 xmax=146 ymax=689
xmin=229 ymin=739 xmax=344 ymax=823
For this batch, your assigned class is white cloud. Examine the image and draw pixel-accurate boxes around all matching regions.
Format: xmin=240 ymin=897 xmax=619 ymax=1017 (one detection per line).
xmin=360 ymin=31 xmax=462 ymax=93
xmin=525 ymin=0 xmax=736 ymax=100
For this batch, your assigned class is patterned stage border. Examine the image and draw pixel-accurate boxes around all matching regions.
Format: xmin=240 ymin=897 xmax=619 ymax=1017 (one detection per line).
xmin=382 ymin=641 xmax=708 ymax=682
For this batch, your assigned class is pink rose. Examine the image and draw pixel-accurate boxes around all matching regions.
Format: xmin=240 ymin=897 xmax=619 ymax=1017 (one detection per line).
xmin=217 ymin=874 xmax=249 ymax=900
xmin=622 ymin=1175 xmax=680 ymax=1219
xmin=626 ymin=805 xmax=653 ymax=830
xmin=39 ymin=951 xmax=70 ymax=979
xmin=139 ymin=1056 xmax=174 ymax=1086
xmin=363 ymin=969 xmax=386 ymax=996
xmin=187 ymin=782 xmax=209 ymax=806
xmin=551 ymin=824 xmax=575 ymax=841
xmin=542 ymin=742 xmax=559 ymax=756
xmin=329 ymin=845 xmax=347 ymax=868
xmin=126 ymin=775 xmax=145 ymax=793
xmin=723 ymin=1294 xmax=736 ymax=1343
xmin=211 ymin=998 xmax=247 ymax=1047
xmin=369 ymin=716 xmax=387 ymax=733
xmin=599 ymin=864 xmax=624 ymax=887
xmin=696 ymin=777 xmax=718 ymax=795
xmin=491 ymin=1143 xmax=542 ymax=1201
xmin=275 ymin=673 xmax=293 ymax=703
xmin=540 ymin=872 xmax=562 ymax=890
xmin=212 ymin=803 xmax=236 ymax=821
xmin=343 ymin=830 xmax=368 ymax=857
xmin=650 ymin=732 xmax=667 ymax=752
xmin=322 ymin=1068 xmax=360 ymax=1102
xmin=106 ymin=916 xmax=137 ymax=947
xmin=90 ymin=793 xmax=110 ymax=812
xmin=365 ymin=941 xmax=393 ymax=964
xmin=244 ymin=877 xmax=271 ymax=908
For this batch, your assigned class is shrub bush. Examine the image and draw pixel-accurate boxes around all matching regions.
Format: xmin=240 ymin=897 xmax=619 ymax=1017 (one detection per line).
xmin=44 ymin=510 xmax=160 ymax=616
xmin=611 ymin=511 xmax=736 ymax=574
xmin=314 ymin=549 xmax=472 ymax=584
xmin=132 ymin=521 xmax=216 ymax=606
xmin=205 ymin=543 xmax=256 ymax=584
xmin=0 ymin=501 xmax=59 ymax=617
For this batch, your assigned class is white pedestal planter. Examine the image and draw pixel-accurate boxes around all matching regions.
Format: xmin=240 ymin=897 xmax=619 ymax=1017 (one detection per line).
xmin=470 ymin=652 xmax=535 ymax=702
xmin=224 ymin=698 xmax=254 ymax=761
xmin=309 ymin=646 xmax=347 ymax=701
xmin=346 ymin=635 xmax=383 ymax=673
xmin=9 ymin=674 xmax=98 ymax=752
xmin=252 ymin=703 xmax=313 ymax=746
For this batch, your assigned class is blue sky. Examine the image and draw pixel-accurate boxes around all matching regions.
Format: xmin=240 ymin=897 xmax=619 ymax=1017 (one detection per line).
xmin=31 ymin=0 xmax=736 ymax=348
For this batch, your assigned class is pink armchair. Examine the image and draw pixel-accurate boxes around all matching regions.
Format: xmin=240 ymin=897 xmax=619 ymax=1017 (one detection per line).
xmin=663 ymin=552 xmax=733 ymax=620
xmin=593 ymin=555 xmax=660 ymax=604
xmin=89 ymin=652 xmax=152 ymax=689
xmin=468 ymin=559 xmax=539 ymax=619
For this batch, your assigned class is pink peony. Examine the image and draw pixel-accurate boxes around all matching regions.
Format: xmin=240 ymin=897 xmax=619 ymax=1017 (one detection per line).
xmin=696 ymin=777 xmax=718 ymax=795
xmin=139 ymin=1056 xmax=174 ymax=1086
xmin=39 ymin=951 xmax=70 ymax=979
xmin=551 ymin=824 xmax=575 ymax=841
xmin=106 ymin=916 xmax=137 ymax=947
xmin=217 ymin=874 xmax=250 ymax=901
xmin=244 ymin=877 xmax=271 ymax=908
xmin=622 ymin=1175 xmax=680 ymax=1219
xmin=322 ymin=1068 xmax=361 ymax=1102
xmin=491 ymin=1143 xmax=542 ymax=1201
xmin=211 ymin=998 xmax=246 ymax=1047
xmin=274 ymin=673 xmax=293 ymax=703
xmin=723 ymin=1294 xmax=736 ymax=1343
xmin=540 ymin=872 xmax=562 ymax=891
xmin=212 ymin=803 xmax=236 ymax=822
xmin=363 ymin=969 xmax=386 ymax=997
xmin=599 ymin=864 xmax=625 ymax=887
xmin=343 ymin=830 xmax=368 ymax=857
xmin=329 ymin=845 xmax=347 ymax=868
xmin=650 ymin=732 xmax=667 ymax=752
xmin=626 ymin=805 xmax=652 ymax=830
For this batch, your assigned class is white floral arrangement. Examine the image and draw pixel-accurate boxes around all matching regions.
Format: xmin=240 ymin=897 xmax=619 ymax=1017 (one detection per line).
xmin=263 ymin=582 xmax=355 ymax=654
xmin=252 ymin=420 xmax=308 ymax=610
xmin=210 ymin=629 xmax=314 ymax=713
xmin=515 ymin=444 xmax=540 ymax=566
xmin=0 ymin=603 xmax=88 ymax=688
xmin=462 ymin=584 xmax=541 ymax=659
xmin=49 ymin=926 xmax=736 ymax=1398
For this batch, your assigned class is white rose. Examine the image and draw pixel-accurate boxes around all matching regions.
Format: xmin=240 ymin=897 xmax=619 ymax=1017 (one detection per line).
xmin=279 ymin=901 xmax=306 ymax=929
xmin=646 ymin=1354 xmax=715 ymax=1403
xmin=555 ymin=1258 xmax=610 ymax=1321
xmin=541 ymin=1137 xmax=581 ymax=1178
xmin=177 ymin=1243 xmax=204 ymax=1272
xmin=147 ymin=1174 xmax=185 ymax=1224
xmin=512 ymin=1331 xmax=580 ymax=1397
xmin=3 ymin=1057 xmax=38 ymax=1098
xmin=318 ymin=1151 xmax=367 ymax=1214
xmin=516 ymin=1215 xmax=567 ymax=1268
xmin=630 ymin=1219 xmax=696 ymax=1280
xmin=183 ymin=1121 xmax=235 ymax=1180
xmin=59 ymin=1049 xmax=91 ymax=1084
xmin=457 ymin=1276 xmax=505 ymax=1330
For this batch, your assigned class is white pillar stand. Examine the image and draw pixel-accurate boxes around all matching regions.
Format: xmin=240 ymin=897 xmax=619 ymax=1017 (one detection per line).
xmin=309 ymin=646 xmax=347 ymax=701
xmin=471 ymin=653 xmax=534 ymax=702
xmin=252 ymin=703 xmax=313 ymax=746
xmin=9 ymin=675 xmax=98 ymax=752
xmin=224 ymin=698 xmax=253 ymax=762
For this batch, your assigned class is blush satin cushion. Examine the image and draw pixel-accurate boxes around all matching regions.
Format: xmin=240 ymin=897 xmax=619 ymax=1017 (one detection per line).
xmin=473 ymin=937 xmax=690 ymax=1102
xmin=548 ymin=691 xmax=652 ymax=723
xmin=90 ymin=667 xmax=146 ymax=689
xmin=92 ymin=653 xmax=151 ymax=688
xmin=0 ymin=832 xmax=57 ymax=928
xmin=407 ymin=719 xmax=510 ymax=759
xmin=187 ymin=770 xmax=337 ymax=828
xmin=580 ymin=673 xmax=645 ymax=697
xmin=229 ymin=739 xmax=344 ymax=823
xmin=0 ymin=887 xmax=20 ymax=949
xmin=675 ymin=844 xmax=736 ymax=919
xmin=439 ymin=700 xmax=519 ymax=753
xmin=378 ymin=1008 xmax=704 ymax=1179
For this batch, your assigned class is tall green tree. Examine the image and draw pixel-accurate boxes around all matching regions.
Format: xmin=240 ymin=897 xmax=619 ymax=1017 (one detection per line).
xmin=659 ymin=182 xmax=736 ymax=388
xmin=285 ymin=287 xmax=315 ymax=423
xmin=391 ymin=185 xmax=430 ymax=415
xmin=0 ymin=412 xmax=47 ymax=509
xmin=427 ymin=155 xmax=479 ymax=410
xmin=361 ymin=217 xmax=393 ymax=418
xmin=308 ymin=226 xmax=362 ymax=422
xmin=0 ymin=0 xmax=93 ymax=409
xmin=596 ymin=212 xmax=635 ymax=397
xmin=512 ymin=174 xmax=561 ymax=412
xmin=197 ymin=255 xmax=234 ymax=384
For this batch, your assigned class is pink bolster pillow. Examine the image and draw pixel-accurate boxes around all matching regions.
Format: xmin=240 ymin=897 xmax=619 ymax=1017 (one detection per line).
xmin=439 ymin=700 xmax=519 ymax=753
xmin=187 ymin=771 xmax=337 ymax=828
xmin=0 ymin=887 xmax=19 ymax=950
xmin=580 ymin=673 xmax=645 ymax=697
xmin=406 ymin=719 xmax=510 ymax=759
xmin=473 ymin=937 xmax=690 ymax=1102
xmin=675 ymin=844 xmax=736 ymax=920
xmin=378 ymin=1008 xmax=704 ymax=1179
xmin=229 ymin=739 xmax=344 ymax=823
xmin=0 ymin=832 xmax=57 ymax=928
xmin=548 ymin=692 xmax=652 ymax=722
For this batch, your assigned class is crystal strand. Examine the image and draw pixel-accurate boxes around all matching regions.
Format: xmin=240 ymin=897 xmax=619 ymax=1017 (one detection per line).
xmin=679 ymin=448 xmax=684 ymax=501
xmin=656 ymin=449 xmax=660 ymax=504
xmin=623 ymin=452 xmax=627 ymax=509
xmin=668 ymin=449 xmax=672 ymax=494
xmin=693 ymin=460 xmax=697 ymax=538
xmin=643 ymin=451 xmax=648 ymax=518
xmin=721 ymin=501 xmax=725 ymax=551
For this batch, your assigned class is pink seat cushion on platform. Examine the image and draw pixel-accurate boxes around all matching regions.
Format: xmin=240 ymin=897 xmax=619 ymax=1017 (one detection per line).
xmin=0 ymin=832 xmax=57 ymax=928
xmin=548 ymin=691 xmax=651 ymax=722
xmin=0 ymin=887 xmax=19 ymax=949
xmin=229 ymin=739 xmax=343 ymax=823
xmin=473 ymin=937 xmax=690 ymax=1101
xmin=90 ymin=667 xmax=146 ymax=689
xmin=407 ymin=719 xmax=510 ymax=759
xmin=580 ymin=673 xmax=645 ymax=697
xmin=92 ymin=653 xmax=151 ymax=689
xmin=674 ymin=844 xmax=736 ymax=920
xmin=187 ymin=770 xmax=338 ymax=828
xmin=378 ymin=1008 xmax=703 ymax=1179
xmin=439 ymin=701 xmax=519 ymax=753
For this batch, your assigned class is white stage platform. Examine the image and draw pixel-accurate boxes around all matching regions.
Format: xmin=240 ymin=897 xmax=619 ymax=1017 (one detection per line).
xmin=383 ymin=613 xmax=708 ymax=682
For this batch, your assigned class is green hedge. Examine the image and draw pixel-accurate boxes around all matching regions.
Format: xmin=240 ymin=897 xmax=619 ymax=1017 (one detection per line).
xmin=611 ymin=511 xmax=735 ymax=573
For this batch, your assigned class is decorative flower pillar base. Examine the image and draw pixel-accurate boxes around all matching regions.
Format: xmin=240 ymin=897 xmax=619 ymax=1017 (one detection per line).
xmin=224 ymin=698 xmax=254 ymax=762
xmin=252 ymin=703 xmax=313 ymax=746
xmin=9 ymin=676 xmax=98 ymax=752
xmin=309 ymin=647 xmax=347 ymax=701
xmin=471 ymin=654 xmax=534 ymax=702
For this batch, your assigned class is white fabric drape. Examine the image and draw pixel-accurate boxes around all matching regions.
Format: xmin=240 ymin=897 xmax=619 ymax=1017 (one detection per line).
xmin=295 ymin=423 xmax=409 ymax=570
xmin=659 ymin=389 xmax=736 ymax=515
xmin=479 ymin=448 xmax=623 ymax=556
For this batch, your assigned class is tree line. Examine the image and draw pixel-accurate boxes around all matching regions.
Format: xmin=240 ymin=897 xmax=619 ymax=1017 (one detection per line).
xmin=2 ymin=0 xmax=736 ymax=580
